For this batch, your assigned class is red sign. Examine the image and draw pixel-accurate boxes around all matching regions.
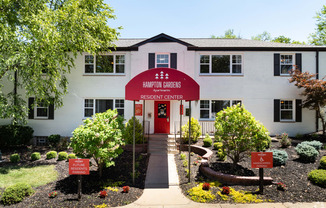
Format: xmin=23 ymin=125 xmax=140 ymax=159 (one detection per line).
xmin=135 ymin=104 xmax=143 ymax=116
xmin=251 ymin=152 xmax=273 ymax=168
xmin=125 ymin=68 xmax=200 ymax=101
xmin=180 ymin=105 xmax=184 ymax=115
xmin=69 ymin=159 xmax=90 ymax=175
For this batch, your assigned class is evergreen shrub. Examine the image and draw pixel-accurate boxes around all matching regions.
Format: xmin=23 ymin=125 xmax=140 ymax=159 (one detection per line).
xmin=10 ymin=154 xmax=20 ymax=163
xmin=203 ymin=134 xmax=212 ymax=147
xmin=308 ymin=169 xmax=326 ymax=187
xmin=301 ymin=140 xmax=323 ymax=151
xmin=320 ymin=156 xmax=326 ymax=169
xmin=31 ymin=152 xmax=41 ymax=161
xmin=46 ymin=151 xmax=57 ymax=160
xmin=57 ymin=152 xmax=68 ymax=161
xmin=124 ymin=117 xmax=143 ymax=144
xmin=1 ymin=183 xmax=34 ymax=205
xmin=182 ymin=117 xmax=201 ymax=143
xmin=295 ymin=143 xmax=319 ymax=163
xmin=269 ymin=149 xmax=288 ymax=166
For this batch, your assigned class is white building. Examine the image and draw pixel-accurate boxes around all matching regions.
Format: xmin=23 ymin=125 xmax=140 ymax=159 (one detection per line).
xmin=3 ymin=33 xmax=326 ymax=137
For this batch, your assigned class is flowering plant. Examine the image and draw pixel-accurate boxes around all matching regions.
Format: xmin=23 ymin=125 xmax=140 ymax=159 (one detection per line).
xmin=99 ymin=190 xmax=107 ymax=198
xmin=277 ymin=182 xmax=287 ymax=191
xmin=122 ymin=186 xmax=130 ymax=193
xmin=48 ymin=191 xmax=57 ymax=198
xmin=202 ymin=182 xmax=210 ymax=190
xmin=193 ymin=160 xmax=199 ymax=166
xmin=221 ymin=186 xmax=230 ymax=195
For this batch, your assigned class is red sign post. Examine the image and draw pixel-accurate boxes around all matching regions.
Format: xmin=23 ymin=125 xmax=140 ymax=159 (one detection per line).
xmin=69 ymin=159 xmax=90 ymax=200
xmin=251 ymin=152 xmax=273 ymax=194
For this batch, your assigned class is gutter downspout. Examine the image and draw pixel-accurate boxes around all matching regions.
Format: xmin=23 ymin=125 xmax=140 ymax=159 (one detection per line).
xmin=316 ymin=50 xmax=319 ymax=132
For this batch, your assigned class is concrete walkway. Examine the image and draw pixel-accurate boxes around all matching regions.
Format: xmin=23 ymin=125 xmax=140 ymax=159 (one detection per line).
xmin=118 ymin=135 xmax=326 ymax=208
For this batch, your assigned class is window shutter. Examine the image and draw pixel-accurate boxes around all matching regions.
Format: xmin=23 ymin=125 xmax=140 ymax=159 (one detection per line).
xmin=274 ymin=53 xmax=280 ymax=76
xmin=148 ymin=53 xmax=155 ymax=69
xmin=48 ymin=98 xmax=54 ymax=120
xmin=274 ymin=99 xmax=280 ymax=122
xmin=296 ymin=99 xmax=302 ymax=122
xmin=28 ymin=97 xmax=34 ymax=119
xmin=170 ymin=53 xmax=177 ymax=69
xmin=295 ymin=53 xmax=302 ymax=72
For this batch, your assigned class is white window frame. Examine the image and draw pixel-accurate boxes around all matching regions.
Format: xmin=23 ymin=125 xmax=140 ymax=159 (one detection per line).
xmin=84 ymin=98 xmax=124 ymax=118
xmin=156 ymin=53 xmax=170 ymax=68
xmin=35 ymin=101 xmax=49 ymax=119
xmin=280 ymin=54 xmax=295 ymax=75
xmin=280 ymin=99 xmax=295 ymax=121
xmin=200 ymin=99 xmax=242 ymax=120
xmin=84 ymin=54 xmax=125 ymax=75
xmin=199 ymin=54 xmax=243 ymax=75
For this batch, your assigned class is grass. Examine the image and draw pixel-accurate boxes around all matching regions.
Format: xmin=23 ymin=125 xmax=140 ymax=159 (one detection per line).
xmin=0 ymin=165 xmax=57 ymax=188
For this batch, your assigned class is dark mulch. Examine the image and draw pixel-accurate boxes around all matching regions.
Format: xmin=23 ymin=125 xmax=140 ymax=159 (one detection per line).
xmin=175 ymin=138 xmax=326 ymax=203
xmin=0 ymin=146 xmax=149 ymax=207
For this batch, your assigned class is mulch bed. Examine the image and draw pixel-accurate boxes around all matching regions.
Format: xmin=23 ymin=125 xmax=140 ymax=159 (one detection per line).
xmin=175 ymin=138 xmax=326 ymax=203
xmin=0 ymin=146 xmax=149 ymax=207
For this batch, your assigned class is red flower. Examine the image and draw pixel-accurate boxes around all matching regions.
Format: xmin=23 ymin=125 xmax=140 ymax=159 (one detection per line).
xmin=221 ymin=186 xmax=230 ymax=195
xmin=123 ymin=186 xmax=130 ymax=193
xmin=48 ymin=191 xmax=57 ymax=198
xmin=202 ymin=182 xmax=210 ymax=190
xmin=99 ymin=190 xmax=107 ymax=198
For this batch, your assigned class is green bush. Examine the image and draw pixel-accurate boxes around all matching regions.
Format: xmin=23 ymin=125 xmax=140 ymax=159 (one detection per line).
xmin=46 ymin=151 xmax=57 ymax=160
xmin=213 ymin=142 xmax=223 ymax=150
xmin=0 ymin=183 xmax=34 ymax=205
xmin=308 ymin=169 xmax=326 ymax=187
xmin=280 ymin=133 xmax=291 ymax=148
xmin=48 ymin=134 xmax=61 ymax=147
xmin=215 ymin=104 xmax=271 ymax=165
xmin=182 ymin=117 xmax=201 ymax=143
xmin=180 ymin=153 xmax=186 ymax=160
xmin=68 ymin=153 xmax=77 ymax=159
xmin=320 ymin=156 xmax=326 ymax=169
xmin=203 ymin=134 xmax=213 ymax=147
xmin=31 ymin=152 xmax=41 ymax=161
xmin=213 ymin=142 xmax=226 ymax=160
xmin=183 ymin=160 xmax=188 ymax=167
xmin=295 ymin=143 xmax=319 ymax=163
xmin=269 ymin=149 xmax=288 ymax=166
xmin=57 ymin=152 xmax=68 ymax=161
xmin=10 ymin=154 xmax=20 ymax=163
xmin=124 ymin=117 xmax=143 ymax=144
xmin=301 ymin=140 xmax=323 ymax=151
xmin=0 ymin=125 xmax=33 ymax=147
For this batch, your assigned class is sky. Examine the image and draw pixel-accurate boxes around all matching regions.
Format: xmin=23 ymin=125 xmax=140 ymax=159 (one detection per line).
xmin=104 ymin=0 xmax=325 ymax=42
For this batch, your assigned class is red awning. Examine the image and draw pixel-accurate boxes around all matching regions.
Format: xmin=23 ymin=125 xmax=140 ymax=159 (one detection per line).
xmin=125 ymin=68 xmax=200 ymax=101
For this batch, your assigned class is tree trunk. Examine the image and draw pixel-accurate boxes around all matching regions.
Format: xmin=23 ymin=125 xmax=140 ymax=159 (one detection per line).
xmin=12 ymin=70 xmax=18 ymax=125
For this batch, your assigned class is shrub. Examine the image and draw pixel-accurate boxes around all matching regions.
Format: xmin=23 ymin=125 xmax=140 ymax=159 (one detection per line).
xmin=124 ymin=117 xmax=143 ymax=144
xmin=269 ymin=149 xmax=288 ymax=166
xmin=295 ymin=143 xmax=319 ymax=163
xmin=46 ymin=151 xmax=57 ymax=160
xmin=202 ymin=182 xmax=210 ymax=190
xmin=183 ymin=160 xmax=188 ymax=167
xmin=188 ymin=183 xmax=215 ymax=202
xmin=213 ymin=142 xmax=223 ymax=150
xmin=213 ymin=142 xmax=226 ymax=160
xmin=182 ymin=117 xmax=201 ymax=143
xmin=320 ymin=156 xmax=326 ymax=169
xmin=31 ymin=152 xmax=41 ymax=161
xmin=215 ymin=104 xmax=271 ymax=165
xmin=0 ymin=125 xmax=33 ymax=147
xmin=180 ymin=153 xmax=186 ymax=160
xmin=68 ymin=153 xmax=77 ymax=159
xmin=57 ymin=152 xmax=68 ymax=161
xmin=301 ymin=140 xmax=323 ymax=151
xmin=203 ymin=134 xmax=212 ymax=147
xmin=308 ymin=169 xmax=326 ymax=187
xmin=48 ymin=134 xmax=61 ymax=147
xmin=280 ymin=133 xmax=291 ymax=148
xmin=10 ymin=154 xmax=20 ymax=163
xmin=70 ymin=109 xmax=125 ymax=177
xmin=0 ymin=183 xmax=34 ymax=205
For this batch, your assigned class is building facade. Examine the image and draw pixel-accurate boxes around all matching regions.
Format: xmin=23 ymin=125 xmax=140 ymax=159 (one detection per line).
xmin=2 ymin=33 xmax=326 ymax=137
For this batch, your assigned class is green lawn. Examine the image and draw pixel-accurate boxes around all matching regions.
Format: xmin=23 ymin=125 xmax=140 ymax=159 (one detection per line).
xmin=0 ymin=165 xmax=58 ymax=188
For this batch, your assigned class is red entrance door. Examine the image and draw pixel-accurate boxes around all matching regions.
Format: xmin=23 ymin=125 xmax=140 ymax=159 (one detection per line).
xmin=154 ymin=101 xmax=170 ymax=134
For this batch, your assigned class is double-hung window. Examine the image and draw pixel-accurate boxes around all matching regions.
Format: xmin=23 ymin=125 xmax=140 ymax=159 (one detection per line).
xmin=200 ymin=100 xmax=242 ymax=119
xmin=280 ymin=54 xmax=294 ymax=75
xmin=35 ymin=101 xmax=49 ymax=119
xmin=84 ymin=99 xmax=124 ymax=117
xmin=85 ymin=54 xmax=125 ymax=74
xmin=200 ymin=55 xmax=242 ymax=74
xmin=28 ymin=97 xmax=54 ymax=120
xmin=274 ymin=99 xmax=302 ymax=122
xmin=156 ymin=54 xmax=169 ymax=68
xmin=280 ymin=100 xmax=294 ymax=121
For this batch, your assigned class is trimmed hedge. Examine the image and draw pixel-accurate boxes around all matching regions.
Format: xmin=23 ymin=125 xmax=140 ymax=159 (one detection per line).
xmin=308 ymin=169 xmax=326 ymax=187
xmin=269 ymin=149 xmax=288 ymax=166
xmin=58 ymin=152 xmax=68 ymax=161
xmin=320 ymin=156 xmax=326 ymax=169
xmin=301 ymin=140 xmax=323 ymax=151
xmin=10 ymin=154 xmax=20 ymax=163
xmin=295 ymin=143 xmax=319 ymax=163
xmin=0 ymin=125 xmax=33 ymax=147
xmin=46 ymin=151 xmax=57 ymax=160
xmin=31 ymin=152 xmax=41 ymax=161
xmin=203 ymin=134 xmax=213 ymax=147
xmin=68 ymin=153 xmax=77 ymax=159
xmin=0 ymin=183 xmax=34 ymax=205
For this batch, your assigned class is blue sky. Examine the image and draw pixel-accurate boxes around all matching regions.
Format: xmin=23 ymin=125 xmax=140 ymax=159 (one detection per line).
xmin=105 ymin=0 xmax=325 ymax=42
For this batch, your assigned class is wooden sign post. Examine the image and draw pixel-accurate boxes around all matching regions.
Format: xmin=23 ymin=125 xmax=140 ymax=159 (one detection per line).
xmin=69 ymin=159 xmax=90 ymax=200
xmin=251 ymin=152 xmax=273 ymax=194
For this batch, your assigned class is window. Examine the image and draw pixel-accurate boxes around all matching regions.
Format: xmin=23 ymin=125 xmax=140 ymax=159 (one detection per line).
xmin=156 ymin=54 xmax=169 ymax=68
xmin=35 ymin=101 xmax=49 ymax=118
xmin=28 ymin=97 xmax=54 ymax=120
xmin=85 ymin=54 xmax=125 ymax=74
xmin=84 ymin=99 xmax=124 ymax=117
xmin=280 ymin=100 xmax=294 ymax=121
xmin=200 ymin=55 xmax=242 ymax=74
xmin=280 ymin=54 xmax=294 ymax=75
xmin=200 ymin=100 xmax=242 ymax=119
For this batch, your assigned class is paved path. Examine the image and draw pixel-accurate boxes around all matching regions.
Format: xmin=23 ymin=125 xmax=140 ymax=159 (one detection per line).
xmin=118 ymin=135 xmax=326 ymax=208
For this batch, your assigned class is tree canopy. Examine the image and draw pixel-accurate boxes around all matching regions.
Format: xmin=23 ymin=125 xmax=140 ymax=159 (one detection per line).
xmin=310 ymin=5 xmax=326 ymax=45
xmin=211 ymin=29 xmax=240 ymax=39
xmin=0 ymin=0 xmax=120 ymax=124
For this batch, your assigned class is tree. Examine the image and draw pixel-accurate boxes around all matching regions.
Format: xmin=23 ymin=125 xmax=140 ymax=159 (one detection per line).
xmin=251 ymin=31 xmax=271 ymax=41
xmin=124 ymin=117 xmax=143 ymax=144
xmin=70 ymin=109 xmax=125 ymax=177
xmin=272 ymin=35 xmax=292 ymax=43
xmin=310 ymin=5 xmax=326 ymax=45
xmin=211 ymin=29 xmax=240 ymax=39
xmin=214 ymin=104 xmax=271 ymax=165
xmin=0 ymin=0 xmax=120 ymax=124
xmin=182 ymin=117 xmax=201 ymax=143
xmin=289 ymin=69 xmax=326 ymax=134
